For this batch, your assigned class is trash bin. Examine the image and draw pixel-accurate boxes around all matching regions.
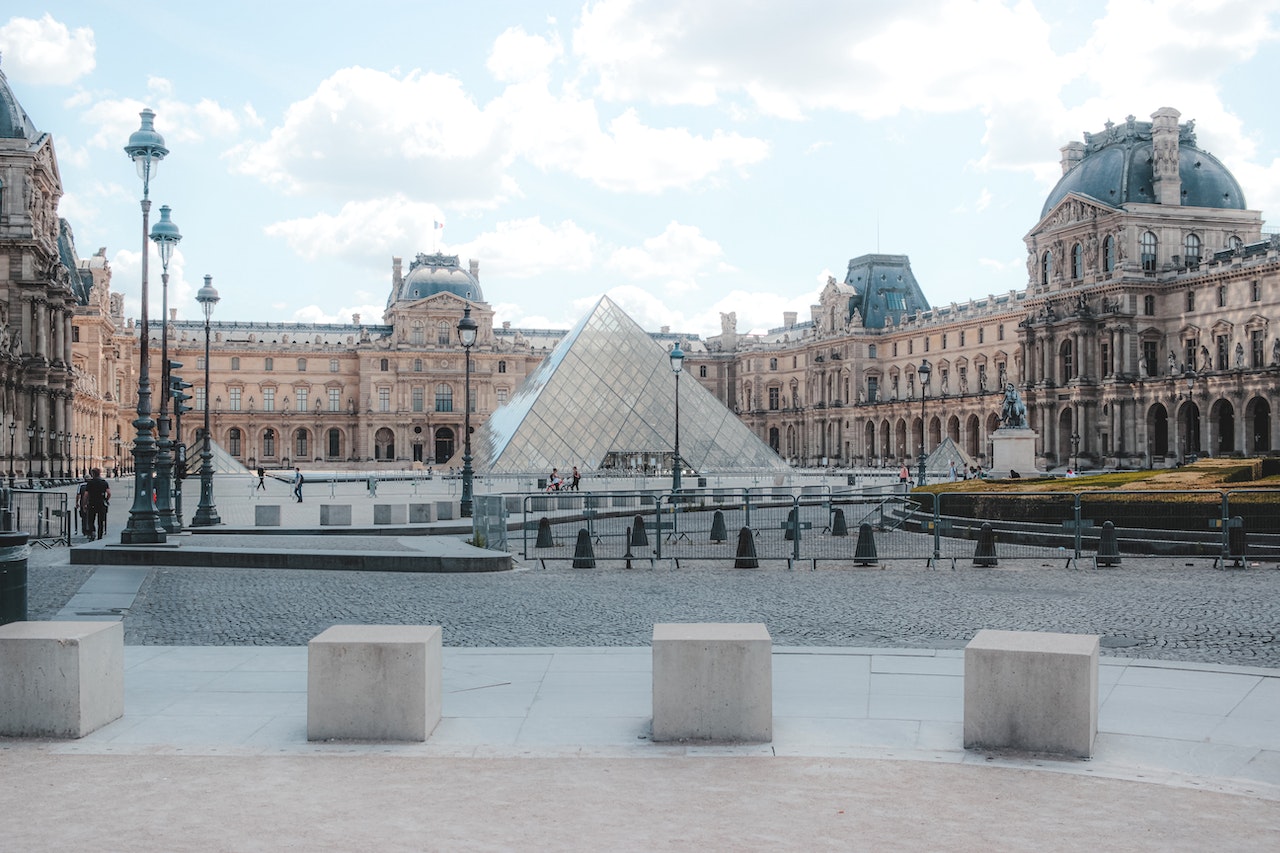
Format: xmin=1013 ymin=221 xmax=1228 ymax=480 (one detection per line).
xmin=0 ymin=531 xmax=30 ymax=625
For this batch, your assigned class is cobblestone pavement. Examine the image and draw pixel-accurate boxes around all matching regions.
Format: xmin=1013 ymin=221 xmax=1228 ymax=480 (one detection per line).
xmin=25 ymin=549 xmax=1280 ymax=666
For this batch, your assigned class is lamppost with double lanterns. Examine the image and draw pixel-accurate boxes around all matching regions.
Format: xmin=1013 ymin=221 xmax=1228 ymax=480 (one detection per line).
xmin=38 ymin=427 xmax=46 ymax=479
xmin=917 ymin=359 xmax=932 ymax=487
xmin=669 ymin=341 xmax=685 ymax=492
xmin=191 ymin=275 xmax=221 ymax=527
xmin=25 ymin=425 xmax=33 ymax=486
xmin=121 ymin=109 xmax=169 ymax=544
xmin=1070 ymin=432 xmax=1081 ymax=474
xmin=456 ymin=303 xmax=478 ymax=518
xmin=8 ymin=422 xmax=16 ymax=488
xmin=150 ymin=204 xmax=182 ymax=533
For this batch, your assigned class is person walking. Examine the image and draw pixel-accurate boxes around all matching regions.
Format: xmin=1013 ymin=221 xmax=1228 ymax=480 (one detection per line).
xmin=256 ymin=466 xmax=267 ymax=490
xmin=75 ymin=475 xmax=90 ymax=537
xmin=292 ymin=467 xmax=304 ymax=502
xmin=83 ymin=467 xmax=111 ymax=540
xmin=570 ymin=466 xmax=581 ymax=491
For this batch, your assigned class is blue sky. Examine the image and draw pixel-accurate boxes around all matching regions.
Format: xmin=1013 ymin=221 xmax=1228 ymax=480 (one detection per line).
xmin=3 ymin=1 xmax=1279 ymax=339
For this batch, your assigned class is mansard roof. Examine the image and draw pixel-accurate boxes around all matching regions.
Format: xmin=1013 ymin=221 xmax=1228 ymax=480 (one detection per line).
xmin=842 ymin=254 xmax=931 ymax=329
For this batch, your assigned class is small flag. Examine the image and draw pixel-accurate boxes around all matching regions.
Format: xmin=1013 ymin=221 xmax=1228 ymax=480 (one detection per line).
xmin=434 ymin=220 xmax=444 ymax=230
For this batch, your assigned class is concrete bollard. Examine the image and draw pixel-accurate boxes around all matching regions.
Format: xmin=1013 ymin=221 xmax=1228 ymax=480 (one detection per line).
xmin=631 ymin=514 xmax=649 ymax=548
xmin=831 ymin=508 xmax=848 ymax=537
xmin=535 ymin=517 xmax=555 ymax=548
xmin=1096 ymin=520 xmax=1120 ymax=567
xmin=710 ymin=510 xmax=728 ymax=543
xmin=572 ymin=528 xmax=595 ymax=569
xmin=973 ymin=522 xmax=998 ymax=567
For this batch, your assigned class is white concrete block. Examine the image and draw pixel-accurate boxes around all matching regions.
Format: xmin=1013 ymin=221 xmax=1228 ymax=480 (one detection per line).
xmin=652 ymin=622 xmax=772 ymax=743
xmin=254 ymin=504 xmax=281 ymax=526
xmin=964 ymin=629 xmax=1099 ymax=758
xmin=319 ymin=504 xmax=352 ymax=526
xmin=373 ymin=504 xmax=406 ymax=525
xmin=307 ymin=624 xmax=442 ymax=742
xmin=408 ymin=502 xmax=433 ymax=523
xmin=0 ymin=620 xmax=124 ymax=738
xmin=434 ymin=501 xmax=455 ymax=521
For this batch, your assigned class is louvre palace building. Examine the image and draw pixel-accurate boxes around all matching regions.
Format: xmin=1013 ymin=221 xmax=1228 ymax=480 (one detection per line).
xmin=3 ymin=57 xmax=1279 ymax=480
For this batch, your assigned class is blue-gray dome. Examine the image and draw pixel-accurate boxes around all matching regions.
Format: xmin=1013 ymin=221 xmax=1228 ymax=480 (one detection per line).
xmin=1041 ymin=115 xmax=1245 ymax=218
xmin=392 ymin=252 xmax=482 ymax=305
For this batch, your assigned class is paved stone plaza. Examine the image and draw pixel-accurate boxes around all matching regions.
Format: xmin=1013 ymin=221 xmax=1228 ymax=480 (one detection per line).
xmin=21 ymin=476 xmax=1280 ymax=666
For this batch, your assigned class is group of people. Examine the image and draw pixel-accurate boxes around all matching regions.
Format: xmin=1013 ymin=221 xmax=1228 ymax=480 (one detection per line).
xmin=74 ymin=468 xmax=111 ymax=540
xmin=545 ymin=466 xmax=581 ymax=492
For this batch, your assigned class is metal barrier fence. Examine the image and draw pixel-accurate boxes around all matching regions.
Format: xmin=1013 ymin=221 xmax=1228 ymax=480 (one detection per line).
xmin=515 ymin=487 xmax=1279 ymax=569
xmin=6 ymin=489 xmax=71 ymax=547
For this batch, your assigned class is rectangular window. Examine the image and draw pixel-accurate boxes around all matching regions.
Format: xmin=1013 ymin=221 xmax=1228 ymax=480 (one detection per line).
xmin=328 ymin=429 xmax=341 ymax=458
xmin=296 ymin=388 xmax=307 ymax=411
xmin=1100 ymin=343 xmax=1111 ymax=377
xmin=412 ymin=387 xmax=424 ymax=413
xmin=263 ymin=387 xmax=275 ymax=411
xmin=1252 ymin=280 xmax=1261 ymax=302
xmin=892 ymin=342 xmax=899 ymax=356
xmin=1217 ymin=286 xmax=1226 ymax=308
xmin=978 ymin=328 xmax=984 ymax=344
xmin=998 ymin=325 xmax=1005 ymax=341
xmin=329 ymin=388 xmax=341 ymax=412
xmin=768 ymin=387 xmax=779 ymax=410
xmin=231 ymin=357 xmax=240 ymax=371
xmin=1185 ymin=339 xmax=1198 ymax=371
xmin=298 ymin=358 xmax=307 ymax=372
xmin=195 ymin=387 xmax=206 ymax=411
xmin=1252 ymin=329 xmax=1264 ymax=368
xmin=1216 ymin=335 xmax=1229 ymax=370
xmin=329 ymin=358 xmax=340 ymax=373
xmin=959 ymin=331 xmax=965 ymax=346
xmin=1143 ymin=341 xmax=1159 ymax=377
xmin=867 ymin=377 xmax=878 ymax=402
xmin=378 ymin=387 xmax=391 ymax=412
xmin=1186 ymin=291 xmax=1195 ymax=312
xmin=72 ymin=326 xmax=80 ymax=342
xmin=435 ymin=385 xmax=453 ymax=412
xmin=196 ymin=356 xmax=205 ymax=370
xmin=230 ymin=388 xmax=242 ymax=411
xmin=265 ymin=357 xmax=274 ymax=371
xmin=496 ymin=388 xmax=508 ymax=407
xmin=1144 ymin=295 xmax=1155 ymax=316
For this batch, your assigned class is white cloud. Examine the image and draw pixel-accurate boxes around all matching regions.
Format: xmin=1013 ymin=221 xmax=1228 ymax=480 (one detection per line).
xmin=292 ymin=303 xmax=385 ymax=325
xmin=0 ymin=14 xmax=95 ymax=85
xmin=448 ymin=217 xmax=598 ymax=279
xmin=488 ymin=27 xmax=563 ymax=83
xmin=607 ymin=221 xmax=728 ymax=278
xmin=264 ymin=195 xmax=446 ymax=261
xmin=109 ymin=246 xmax=199 ymax=321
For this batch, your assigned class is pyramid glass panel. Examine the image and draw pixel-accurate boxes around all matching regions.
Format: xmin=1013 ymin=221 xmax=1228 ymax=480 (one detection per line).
xmin=475 ymin=295 xmax=789 ymax=475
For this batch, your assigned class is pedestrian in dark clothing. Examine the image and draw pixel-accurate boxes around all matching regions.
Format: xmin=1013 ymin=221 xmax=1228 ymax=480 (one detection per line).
xmin=570 ymin=466 xmax=581 ymax=491
xmin=84 ymin=467 xmax=111 ymax=540
xmin=257 ymin=466 xmax=267 ymax=490
xmin=292 ymin=467 xmax=304 ymax=502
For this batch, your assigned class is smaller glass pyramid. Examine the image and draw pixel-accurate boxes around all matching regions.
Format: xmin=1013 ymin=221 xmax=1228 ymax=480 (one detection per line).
xmin=475 ymin=296 xmax=788 ymax=475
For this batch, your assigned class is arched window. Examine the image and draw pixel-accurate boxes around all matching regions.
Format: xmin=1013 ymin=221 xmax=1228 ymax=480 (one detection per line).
xmin=379 ymin=358 xmax=389 ymax=372
xmin=1140 ymin=231 xmax=1158 ymax=271
xmin=769 ymin=357 xmax=778 ymax=370
xmin=1103 ymin=235 xmax=1115 ymax=273
xmin=498 ymin=360 xmax=507 ymax=373
xmin=229 ymin=428 xmax=241 ymax=456
xmin=1041 ymin=251 xmax=1051 ymax=285
xmin=1228 ymin=235 xmax=1243 ymax=252
xmin=263 ymin=429 xmax=276 ymax=457
xmin=410 ymin=322 xmax=425 ymax=345
xmin=413 ymin=358 xmax=422 ymax=372
xmin=1184 ymin=233 xmax=1201 ymax=268
xmin=699 ymin=365 xmax=707 ymax=378
xmin=294 ymin=428 xmax=309 ymax=458
xmin=1071 ymin=243 xmax=1083 ymax=279
xmin=435 ymin=384 xmax=453 ymax=412
xmin=264 ymin=357 xmax=274 ymax=371
xmin=436 ymin=321 xmax=451 ymax=345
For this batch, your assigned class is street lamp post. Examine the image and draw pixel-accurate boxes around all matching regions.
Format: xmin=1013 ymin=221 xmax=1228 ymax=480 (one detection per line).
xmin=112 ymin=433 xmax=122 ymax=477
xmin=456 ymin=303 xmax=478 ymax=519
xmin=25 ymin=425 xmax=33 ymax=486
xmin=121 ymin=109 xmax=169 ymax=544
xmin=38 ymin=427 xmax=46 ymax=479
xmin=150 ymin=204 xmax=182 ymax=533
xmin=192 ymin=275 xmax=221 ymax=527
xmin=669 ymin=342 xmax=685 ymax=492
xmin=8 ymin=422 xmax=15 ymax=488
xmin=917 ymin=359 xmax=931 ymax=486
xmin=89 ymin=435 xmax=95 ymax=477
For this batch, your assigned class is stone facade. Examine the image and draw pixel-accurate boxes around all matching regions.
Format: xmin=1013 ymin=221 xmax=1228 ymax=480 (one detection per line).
xmin=698 ymin=109 xmax=1279 ymax=471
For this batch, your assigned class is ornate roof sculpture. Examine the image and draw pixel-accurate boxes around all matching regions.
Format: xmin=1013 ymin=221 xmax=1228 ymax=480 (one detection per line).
xmin=1041 ymin=108 xmax=1246 ymax=217
xmin=474 ymin=295 xmax=788 ymax=474
xmin=387 ymin=252 xmax=483 ymax=307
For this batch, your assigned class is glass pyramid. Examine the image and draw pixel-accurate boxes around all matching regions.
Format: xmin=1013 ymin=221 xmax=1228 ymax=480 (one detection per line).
xmin=475 ymin=296 xmax=788 ymax=475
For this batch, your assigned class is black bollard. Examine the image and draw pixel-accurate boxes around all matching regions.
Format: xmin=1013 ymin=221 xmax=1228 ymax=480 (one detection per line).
xmin=624 ymin=525 xmax=634 ymax=569
xmin=535 ymin=516 xmax=555 ymax=548
xmin=1228 ymin=516 xmax=1247 ymax=566
xmin=784 ymin=508 xmax=798 ymax=541
xmin=710 ymin=510 xmax=728 ymax=543
xmin=972 ymin=522 xmax=998 ymax=567
xmin=631 ymin=514 xmax=649 ymax=547
xmin=1096 ymin=520 xmax=1120 ymax=567
xmin=854 ymin=523 xmax=877 ymax=566
xmin=734 ymin=526 xmax=759 ymax=569
xmin=572 ymin=528 xmax=596 ymax=568
xmin=0 ymin=531 xmax=30 ymax=625
xmin=832 ymin=508 xmax=848 ymax=537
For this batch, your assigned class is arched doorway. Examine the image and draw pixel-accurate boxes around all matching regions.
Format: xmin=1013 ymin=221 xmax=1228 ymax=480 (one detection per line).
xmin=947 ymin=415 xmax=960 ymax=444
xmin=1177 ymin=401 xmax=1200 ymax=462
xmin=374 ymin=427 xmax=395 ymax=460
xmin=1212 ymin=399 xmax=1235 ymax=454
xmin=434 ymin=427 xmax=455 ymax=463
xmin=966 ymin=414 xmax=980 ymax=458
xmin=768 ymin=427 xmax=780 ymax=453
xmin=863 ymin=422 xmax=875 ymax=464
xmin=1057 ymin=408 xmax=1074 ymax=468
xmin=1147 ymin=404 xmax=1168 ymax=461
xmin=1247 ymin=396 xmax=1272 ymax=452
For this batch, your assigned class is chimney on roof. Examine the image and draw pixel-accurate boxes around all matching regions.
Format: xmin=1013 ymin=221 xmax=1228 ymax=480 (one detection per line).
xmin=1151 ymin=107 xmax=1182 ymax=205
xmin=392 ymin=257 xmax=402 ymax=287
xmin=783 ymin=311 xmax=797 ymax=328
xmin=1059 ymin=141 xmax=1085 ymax=175
xmin=469 ymin=259 xmax=479 ymax=281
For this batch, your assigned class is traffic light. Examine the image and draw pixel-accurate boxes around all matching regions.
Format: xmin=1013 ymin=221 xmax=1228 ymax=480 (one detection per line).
xmin=169 ymin=361 xmax=193 ymax=415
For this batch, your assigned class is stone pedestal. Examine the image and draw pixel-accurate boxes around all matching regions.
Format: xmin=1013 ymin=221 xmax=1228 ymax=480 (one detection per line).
xmin=255 ymin=504 xmax=281 ymax=526
xmin=0 ymin=621 xmax=124 ymax=738
xmin=964 ymin=629 xmax=1099 ymax=758
xmin=991 ymin=428 xmax=1038 ymax=478
xmin=434 ymin=501 xmax=455 ymax=521
xmin=307 ymin=624 xmax=442 ymax=742
xmin=652 ymin=622 xmax=772 ymax=743
xmin=373 ymin=504 xmax=406 ymax=525
xmin=409 ymin=503 xmax=433 ymax=524
xmin=320 ymin=505 xmax=352 ymax=526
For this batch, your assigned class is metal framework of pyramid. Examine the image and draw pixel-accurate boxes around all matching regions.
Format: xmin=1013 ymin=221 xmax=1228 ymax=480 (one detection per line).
xmin=475 ymin=296 xmax=788 ymax=475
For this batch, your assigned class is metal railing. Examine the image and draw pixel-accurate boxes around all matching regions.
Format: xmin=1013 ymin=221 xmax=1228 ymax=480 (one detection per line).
xmin=514 ymin=486 xmax=1279 ymax=569
xmin=5 ymin=489 xmax=71 ymax=547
